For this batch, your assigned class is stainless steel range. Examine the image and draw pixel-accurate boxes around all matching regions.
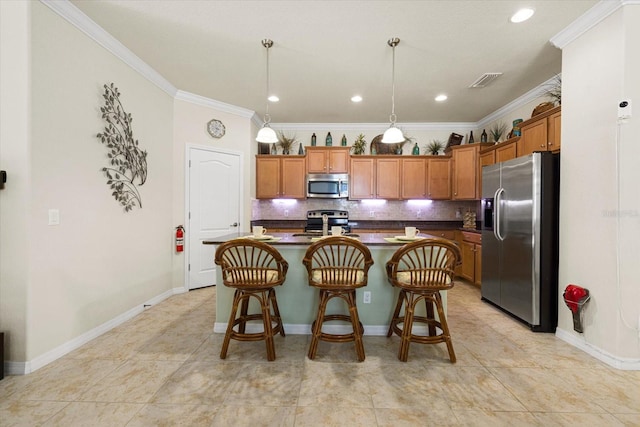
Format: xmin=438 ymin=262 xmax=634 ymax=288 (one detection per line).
xmin=304 ymin=209 xmax=351 ymax=234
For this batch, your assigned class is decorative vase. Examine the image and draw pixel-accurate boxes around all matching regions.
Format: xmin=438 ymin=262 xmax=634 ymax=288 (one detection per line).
xmin=326 ymin=132 xmax=332 ymax=146
xmin=311 ymin=133 xmax=317 ymax=146
xmin=341 ymin=134 xmax=347 ymax=146
xmin=270 ymin=144 xmax=277 ymax=155
xmin=298 ymin=143 xmax=304 ymax=155
xmin=412 ymin=143 xmax=419 ymax=155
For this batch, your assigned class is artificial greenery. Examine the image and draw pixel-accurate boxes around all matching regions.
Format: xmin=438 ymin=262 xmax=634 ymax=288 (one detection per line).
xmin=96 ymin=83 xmax=147 ymax=211
xmin=425 ymin=140 xmax=444 ymax=155
xmin=489 ymin=121 xmax=508 ymax=143
xmin=352 ymin=134 xmax=367 ymax=155
xmin=277 ymin=131 xmax=297 ymax=154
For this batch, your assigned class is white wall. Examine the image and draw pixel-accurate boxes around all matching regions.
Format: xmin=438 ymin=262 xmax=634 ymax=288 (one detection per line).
xmin=558 ymin=5 xmax=640 ymax=363
xmin=0 ymin=0 xmax=31 ymax=363
xmin=0 ymin=1 xmax=175 ymax=367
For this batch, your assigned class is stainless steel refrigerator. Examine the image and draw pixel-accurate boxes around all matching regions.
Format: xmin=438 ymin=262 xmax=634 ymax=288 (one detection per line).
xmin=481 ymin=152 xmax=560 ymax=332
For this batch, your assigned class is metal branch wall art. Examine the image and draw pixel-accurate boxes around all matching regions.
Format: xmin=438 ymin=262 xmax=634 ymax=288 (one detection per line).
xmin=96 ymin=83 xmax=148 ymax=211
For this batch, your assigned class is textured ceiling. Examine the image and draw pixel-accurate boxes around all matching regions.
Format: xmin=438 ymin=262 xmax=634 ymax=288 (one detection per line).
xmin=70 ymin=0 xmax=597 ymax=123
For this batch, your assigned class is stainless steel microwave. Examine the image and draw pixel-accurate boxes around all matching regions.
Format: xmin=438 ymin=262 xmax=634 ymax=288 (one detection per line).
xmin=306 ymin=173 xmax=349 ymax=198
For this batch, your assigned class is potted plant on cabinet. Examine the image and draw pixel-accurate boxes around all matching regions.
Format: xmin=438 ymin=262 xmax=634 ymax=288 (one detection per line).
xmin=352 ymin=134 xmax=367 ymax=155
xmin=425 ymin=140 xmax=444 ymax=155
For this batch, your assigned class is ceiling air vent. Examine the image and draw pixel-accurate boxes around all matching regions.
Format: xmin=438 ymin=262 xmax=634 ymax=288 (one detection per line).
xmin=469 ymin=72 xmax=503 ymax=88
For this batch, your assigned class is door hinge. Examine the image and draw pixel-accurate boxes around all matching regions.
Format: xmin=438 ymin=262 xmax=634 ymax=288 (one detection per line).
xmin=188 ymin=264 xmax=191 ymax=271
xmin=189 ymin=160 xmax=191 ymax=167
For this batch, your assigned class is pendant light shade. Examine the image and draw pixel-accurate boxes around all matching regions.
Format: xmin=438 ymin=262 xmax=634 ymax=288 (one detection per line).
xmin=256 ymin=125 xmax=278 ymax=143
xmin=381 ymin=37 xmax=405 ymax=144
xmin=256 ymin=39 xmax=278 ymax=143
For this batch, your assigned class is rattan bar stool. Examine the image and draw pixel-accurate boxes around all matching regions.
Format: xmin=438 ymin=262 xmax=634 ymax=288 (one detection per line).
xmin=386 ymin=238 xmax=461 ymax=362
xmin=302 ymin=236 xmax=373 ymax=362
xmin=214 ymin=239 xmax=288 ymax=361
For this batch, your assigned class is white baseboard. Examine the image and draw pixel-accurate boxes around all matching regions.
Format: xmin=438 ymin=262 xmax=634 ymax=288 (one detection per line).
xmin=5 ymin=288 xmax=179 ymax=376
xmin=555 ymin=327 xmax=640 ymax=371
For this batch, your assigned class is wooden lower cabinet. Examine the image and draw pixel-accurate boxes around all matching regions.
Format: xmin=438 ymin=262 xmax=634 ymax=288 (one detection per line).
xmin=456 ymin=230 xmax=482 ymax=286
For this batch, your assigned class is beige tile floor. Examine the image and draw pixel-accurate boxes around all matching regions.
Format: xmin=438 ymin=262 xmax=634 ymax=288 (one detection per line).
xmin=1 ymin=282 xmax=639 ymax=426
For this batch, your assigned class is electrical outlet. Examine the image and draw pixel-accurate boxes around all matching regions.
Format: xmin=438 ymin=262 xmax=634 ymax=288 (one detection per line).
xmin=363 ymin=291 xmax=371 ymax=304
xmin=455 ymin=208 xmax=462 ymax=219
xmin=416 ymin=210 xmax=421 ymax=218
xmin=284 ymin=210 xmax=289 ymax=217
xmin=48 ymin=209 xmax=60 ymax=225
xmin=369 ymin=211 xmax=375 ymax=218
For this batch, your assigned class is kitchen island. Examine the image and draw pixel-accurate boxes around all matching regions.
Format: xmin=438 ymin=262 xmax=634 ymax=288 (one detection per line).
xmin=203 ymin=232 xmax=447 ymax=335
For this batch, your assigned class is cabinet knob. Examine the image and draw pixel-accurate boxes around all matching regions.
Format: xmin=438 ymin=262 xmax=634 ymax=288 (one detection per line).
xmin=548 ymin=141 xmax=553 ymax=146
xmin=540 ymin=144 xmax=545 ymax=148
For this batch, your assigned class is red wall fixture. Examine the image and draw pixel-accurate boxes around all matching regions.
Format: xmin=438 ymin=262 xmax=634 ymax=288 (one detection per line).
xmin=563 ymin=284 xmax=590 ymax=333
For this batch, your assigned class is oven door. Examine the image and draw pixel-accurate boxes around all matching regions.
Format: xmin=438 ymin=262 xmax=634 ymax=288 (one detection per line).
xmin=307 ymin=174 xmax=348 ymax=198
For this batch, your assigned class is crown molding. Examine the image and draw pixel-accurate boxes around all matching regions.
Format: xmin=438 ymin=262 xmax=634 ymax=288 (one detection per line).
xmin=476 ymin=74 xmax=559 ymax=128
xmin=550 ymin=0 xmax=627 ymax=49
xmin=40 ymin=0 xmax=177 ymax=97
xmin=175 ymin=91 xmax=254 ymax=118
xmin=271 ymin=122 xmax=475 ymax=132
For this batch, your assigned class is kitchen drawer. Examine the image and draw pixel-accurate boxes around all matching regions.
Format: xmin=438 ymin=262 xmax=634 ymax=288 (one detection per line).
xmin=422 ymin=229 xmax=455 ymax=240
xmin=461 ymin=230 xmax=481 ymax=245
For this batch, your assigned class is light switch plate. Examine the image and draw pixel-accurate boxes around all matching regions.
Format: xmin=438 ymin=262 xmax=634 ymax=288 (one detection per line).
xmin=48 ymin=209 xmax=60 ymax=225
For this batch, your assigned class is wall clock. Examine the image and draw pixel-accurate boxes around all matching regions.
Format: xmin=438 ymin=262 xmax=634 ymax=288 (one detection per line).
xmin=207 ymin=119 xmax=226 ymax=138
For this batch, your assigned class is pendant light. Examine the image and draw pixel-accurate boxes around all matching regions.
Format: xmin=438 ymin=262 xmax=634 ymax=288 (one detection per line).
xmin=256 ymin=39 xmax=278 ymax=143
xmin=382 ymin=37 xmax=405 ymax=144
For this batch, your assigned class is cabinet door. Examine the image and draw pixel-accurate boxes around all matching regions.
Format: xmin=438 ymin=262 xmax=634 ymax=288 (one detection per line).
xmin=401 ymin=158 xmax=427 ymax=199
xmin=281 ymin=157 xmax=306 ymax=198
xmin=306 ymin=150 xmax=327 ymax=173
xmin=376 ymin=158 xmax=401 ymax=199
xmin=548 ymin=111 xmax=561 ymax=151
xmin=452 ymin=146 xmax=478 ymax=200
xmin=349 ymin=158 xmax=375 ymax=199
xmin=519 ymin=119 xmax=548 ymax=156
xmin=256 ymin=157 xmax=281 ymax=199
xmin=496 ymin=142 xmax=517 ymax=163
xmin=459 ymin=240 xmax=475 ymax=282
xmin=427 ymin=158 xmax=451 ymax=199
xmin=474 ymin=244 xmax=482 ymax=286
xmin=480 ymin=150 xmax=495 ymax=168
xmin=328 ymin=148 xmax=349 ymax=173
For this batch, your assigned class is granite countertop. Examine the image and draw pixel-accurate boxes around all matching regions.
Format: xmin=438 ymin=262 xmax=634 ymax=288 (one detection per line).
xmin=202 ymin=232 xmax=451 ymax=246
xmin=250 ymin=219 xmax=468 ymax=230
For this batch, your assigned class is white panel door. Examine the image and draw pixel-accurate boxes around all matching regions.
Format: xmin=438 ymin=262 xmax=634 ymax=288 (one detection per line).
xmin=188 ymin=148 xmax=241 ymax=290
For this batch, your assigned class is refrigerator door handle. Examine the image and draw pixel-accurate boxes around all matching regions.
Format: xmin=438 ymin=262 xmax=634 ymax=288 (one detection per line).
xmin=494 ymin=188 xmax=505 ymax=241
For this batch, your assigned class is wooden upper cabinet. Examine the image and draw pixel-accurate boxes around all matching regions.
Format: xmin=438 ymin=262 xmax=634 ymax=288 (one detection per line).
xmin=349 ymin=156 xmax=400 ymax=200
xmin=517 ymin=106 xmax=561 ymax=156
xmin=480 ymin=150 xmax=495 ymax=168
xmin=450 ymin=143 xmax=492 ymax=200
xmin=495 ymin=139 xmax=518 ymax=163
xmin=427 ymin=157 xmax=451 ymax=199
xmin=401 ymin=158 xmax=427 ymax=199
xmin=451 ymin=145 xmax=479 ymax=200
xmin=306 ymin=146 xmax=349 ymax=173
xmin=376 ymin=158 xmax=401 ymax=199
xmin=349 ymin=157 xmax=375 ymax=199
xmin=256 ymin=156 xmax=306 ymax=199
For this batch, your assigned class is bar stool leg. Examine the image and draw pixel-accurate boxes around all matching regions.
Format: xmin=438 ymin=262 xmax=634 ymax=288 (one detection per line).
xmin=259 ymin=290 xmax=276 ymax=362
xmin=434 ymin=291 xmax=456 ymax=363
xmin=398 ymin=292 xmax=416 ymax=362
xmin=387 ymin=290 xmax=405 ymax=337
xmin=425 ymin=298 xmax=437 ymax=337
xmin=347 ymin=290 xmax=365 ymax=362
xmin=221 ymin=289 xmax=242 ymax=359
xmin=269 ymin=288 xmax=285 ymax=337
xmin=308 ymin=290 xmax=329 ymax=360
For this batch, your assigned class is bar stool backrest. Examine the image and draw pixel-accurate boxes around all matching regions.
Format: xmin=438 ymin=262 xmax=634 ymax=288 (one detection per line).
xmin=215 ymin=239 xmax=288 ymax=289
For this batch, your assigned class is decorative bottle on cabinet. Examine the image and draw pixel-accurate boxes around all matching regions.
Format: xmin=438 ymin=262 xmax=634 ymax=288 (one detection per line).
xmin=341 ymin=134 xmax=347 ymax=146
xmin=469 ymin=131 xmax=475 ymax=144
xmin=311 ymin=133 xmax=317 ymax=146
xmin=326 ymin=132 xmax=332 ymax=146
xmin=298 ymin=143 xmax=304 ymax=155
xmin=481 ymin=129 xmax=488 ymax=143
xmin=412 ymin=143 xmax=420 ymax=155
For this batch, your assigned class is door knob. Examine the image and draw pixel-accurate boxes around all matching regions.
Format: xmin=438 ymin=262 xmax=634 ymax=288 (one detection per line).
xmin=230 ymin=222 xmax=238 ymax=227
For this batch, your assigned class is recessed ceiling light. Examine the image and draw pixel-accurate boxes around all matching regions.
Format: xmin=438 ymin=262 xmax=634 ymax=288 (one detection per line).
xmin=268 ymin=95 xmax=279 ymax=102
xmin=351 ymin=95 xmax=363 ymax=103
xmin=510 ymin=8 xmax=534 ymax=23
xmin=435 ymin=94 xmax=448 ymax=102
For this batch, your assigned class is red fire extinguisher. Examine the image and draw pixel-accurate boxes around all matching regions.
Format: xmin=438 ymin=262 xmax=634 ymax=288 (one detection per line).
xmin=175 ymin=225 xmax=185 ymax=253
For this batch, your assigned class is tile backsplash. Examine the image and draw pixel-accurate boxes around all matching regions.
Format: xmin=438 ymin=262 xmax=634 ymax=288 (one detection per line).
xmin=252 ymin=199 xmax=480 ymax=221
